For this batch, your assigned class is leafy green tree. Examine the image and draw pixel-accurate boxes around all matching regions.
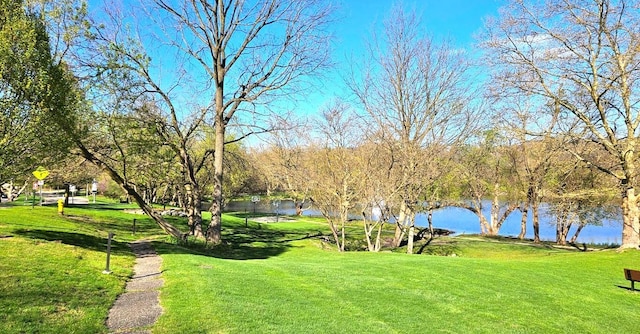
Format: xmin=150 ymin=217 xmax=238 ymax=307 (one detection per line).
xmin=5 ymin=0 xmax=187 ymax=240
xmin=0 ymin=0 xmax=72 ymax=185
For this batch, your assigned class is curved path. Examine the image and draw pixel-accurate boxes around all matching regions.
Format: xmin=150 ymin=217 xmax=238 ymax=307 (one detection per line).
xmin=106 ymin=240 xmax=164 ymax=334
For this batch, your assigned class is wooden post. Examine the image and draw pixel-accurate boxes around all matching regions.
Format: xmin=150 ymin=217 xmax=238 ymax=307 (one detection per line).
xmin=103 ymin=232 xmax=114 ymax=274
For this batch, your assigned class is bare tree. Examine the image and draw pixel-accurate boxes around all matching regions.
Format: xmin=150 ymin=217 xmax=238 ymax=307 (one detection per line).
xmin=348 ymin=5 xmax=479 ymax=253
xmin=151 ymin=0 xmax=334 ymax=244
xmin=482 ymin=0 xmax=640 ymax=248
xmin=499 ymin=95 xmax=567 ymax=242
xmin=305 ymin=100 xmax=366 ymax=252
xmin=255 ymin=114 xmax=311 ymax=205
xmin=358 ymin=137 xmax=397 ymax=252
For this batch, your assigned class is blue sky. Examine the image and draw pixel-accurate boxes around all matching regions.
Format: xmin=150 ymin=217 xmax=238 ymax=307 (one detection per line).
xmin=85 ymin=0 xmax=507 ymax=131
xmin=303 ymin=0 xmax=507 ymax=114
xmin=337 ymin=0 xmax=506 ymax=47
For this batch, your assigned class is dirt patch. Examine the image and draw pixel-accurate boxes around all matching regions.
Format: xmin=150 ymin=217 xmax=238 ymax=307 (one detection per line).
xmin=251 ymin=216 xmax=296 ymax=223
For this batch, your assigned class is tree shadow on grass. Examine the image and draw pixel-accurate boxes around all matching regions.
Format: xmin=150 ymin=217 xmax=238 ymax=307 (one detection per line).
xmin=63 ymin=213 xmax=161 ymax=236
xmin=155 ymin=226 xmax=324 ymax=260
xmin=11 ymin=210 xmax=326 ymax=261
xmin=13 ymin=229 xmax=132 ymax=256
xmin=44 ymin=202 xmax=139 ymax=211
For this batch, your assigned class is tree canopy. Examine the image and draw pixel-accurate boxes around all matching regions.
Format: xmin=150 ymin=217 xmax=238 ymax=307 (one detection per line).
xmin=0 ymin=0 xmax=74 ymax=184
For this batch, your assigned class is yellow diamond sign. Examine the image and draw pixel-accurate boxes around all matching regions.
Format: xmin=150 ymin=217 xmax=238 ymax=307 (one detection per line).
xmin=32 ymin=166 xmax=50 ymax=180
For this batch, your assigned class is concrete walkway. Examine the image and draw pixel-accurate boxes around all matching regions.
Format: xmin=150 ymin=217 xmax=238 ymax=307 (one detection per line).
xmin=106 ymin=240 xmax=164 ymax=334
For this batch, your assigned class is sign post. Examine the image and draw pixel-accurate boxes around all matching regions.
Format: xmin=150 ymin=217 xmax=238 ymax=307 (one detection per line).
xmin=91 ymin=180 xmax=98 ymax=203
xmin=31 ymin=182 xmax=38 ymax=208
xmin=37 ymin=180 xmax=44 ymax=206
xmin=32 ymin=167 xmax=49 ymax=206
xmin=251 ymin=195 xmax=260 ymax=214
xmin=103 ymin=232 xmax=115 ymax=274
xmin=69 ymin=184 xmax=76 ymax=204
xmin=273 ymin=199 xmax=281 ymax=223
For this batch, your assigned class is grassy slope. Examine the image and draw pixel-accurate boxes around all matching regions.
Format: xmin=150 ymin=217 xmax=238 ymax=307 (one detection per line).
xmin=155 ymin=217 xmax=640 ymax=334
xmin=1 ymin=203 xmax=639 ymax=333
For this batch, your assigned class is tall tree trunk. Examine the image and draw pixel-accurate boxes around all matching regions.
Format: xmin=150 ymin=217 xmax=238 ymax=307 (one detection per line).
xmin=393 ymin=201 xmax=408 ymax=247
xmin=184 ymin=183 xmax=203 ymax=238
xmin=375 ymin=223 xmax=382 ymax=252
xmin=326 ymin=218 xmax=344 ymax=252
xmin=479 ymin=214 xmax=489 ymax=235
xmin=363 ymin=212 xmax=382 ymax=252
xmin=296 ymin=202 xmax=303 ymax=216
xmin=488 ymin=186 xmax=500 ymax=235
xmin=63 ymin=183 xmax=70 ymax=206
xmin=207 ymin=54 xmax=225 ymax=244
xmin=518 ymin=204 xmax=528 ymax=240
xmin=556 ymin=212 xmax=570 ymax=246
xmin=532 ymin=202 xmax=540 ymax=243
xmin=407 ymin=225 xmax=415 ymax=254
xmin=406 ymin=212 xmax=415 ymax=254
xmin=364 ymin=221 xmax=374 ymax=252
xmin=150 ymin=186 xmax=158 ymax=204
xmin=181 ymin=144 xmax=204 ymax=238
xmin=207 ymin=116 xmax=225 ymax=244
xmin=176 ymin=190 xmax=184 ymax=208
xmin=341 ymin=221 xmax=345 ymax=252
xmin=620 ymin=186 xmax=640 ymax=249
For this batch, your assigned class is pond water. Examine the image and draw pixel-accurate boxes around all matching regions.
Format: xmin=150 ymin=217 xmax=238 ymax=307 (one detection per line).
xmin=224 ymin=199 xmax=622 ymax=245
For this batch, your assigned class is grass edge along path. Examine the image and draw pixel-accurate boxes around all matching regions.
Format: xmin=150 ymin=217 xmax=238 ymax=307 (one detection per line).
xmin=106 ymin=240 xmax=164 ymax=333
xmin=0 ymin=204 xmax=137 ymax=334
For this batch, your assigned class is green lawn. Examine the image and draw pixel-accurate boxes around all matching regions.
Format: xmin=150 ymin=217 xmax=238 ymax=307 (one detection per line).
xmin=154 ymin=234 xmax=640 ymax=333
xmin=0 ymin=203 xmax=137 ymax=333
xmin=1 ymin=202 xmax=639 ymax=333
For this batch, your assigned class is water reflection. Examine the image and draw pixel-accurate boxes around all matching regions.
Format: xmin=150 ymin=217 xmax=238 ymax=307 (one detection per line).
xmin=224 ymin=199 xmax=622 ymax=245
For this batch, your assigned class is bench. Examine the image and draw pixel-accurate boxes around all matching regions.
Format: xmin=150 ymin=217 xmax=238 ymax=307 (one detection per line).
xmin=624 ymin=268 xmax=640 ymax=291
